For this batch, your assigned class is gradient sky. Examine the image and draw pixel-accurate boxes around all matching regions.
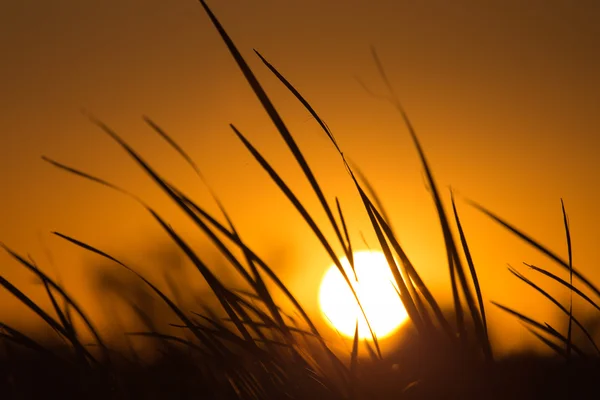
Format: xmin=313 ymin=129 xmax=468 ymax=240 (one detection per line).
xmin=1 ymin=0 xmax=599 ymax=355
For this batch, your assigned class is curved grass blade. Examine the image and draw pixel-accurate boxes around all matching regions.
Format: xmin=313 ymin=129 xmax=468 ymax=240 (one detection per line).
xmin=28 ymin=256 xmax=74 ymax=341
xmin=355 ymin=184 xmax=424 ymax=334
xmin=197 ymin=0 xmax=350 ymax=276
xmin=492 ymin=302 xmax=586 ymax=357
xmin=561 ymin=199 xmax=573 ymax=360
xmin=368 ymin=47 xmax=488 ymax=348
xmin=543 ymin=323 xmax=587 ymax=359
xmin=230 ymin=123 xmax=382 ymax=357
xmin=0 ymin=274 xmax=96 ymax=366
xmin=451 ymin=191 xmax=490 ymax=349
xmin=64 ymin=117 xmax=264 ymax=345
xmin=52 ymin=232 xmax=227 ymax=358
xmin=349 ymin=319 xmax=359 ymax=399
xmin=363 ymin=339 xmax=379 ymax=363
xmin=521 ymin=324 xmax=568 ymax=359
xmin=256 ymin=42 xmax=483 ymax=348
xmin=335 ymin=197 xmax=355 ymax=280
xmin=145 ymin=208 xmax=257 ymax=345
xmin=347 ymin=159 xmax=395 ymax=237
xmin=253 ymin=51 xmax=458 ymax=340
xmin=364 ymin=192 xmax=453 ymax=338
xmin=508 ymin=266 xmax=599 ymax=355
xmin=467 ymin=200 xmax=600 ymax=299
xmin=44 ymin=149 xmax=349 ymax=381
xmin=524 ymin=263 xmax=600 ymax=313
xmin=143 ymin=115 xmax=276 ymax=307
xmin=2 ymin=242 xmax=110 ymax=363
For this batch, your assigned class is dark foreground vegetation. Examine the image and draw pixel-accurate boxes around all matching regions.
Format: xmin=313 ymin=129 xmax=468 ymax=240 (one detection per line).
xmin=1 ymin=1 xmax=599 ymax=398
xmin=0 ymin=343 xmax=598 ymax=399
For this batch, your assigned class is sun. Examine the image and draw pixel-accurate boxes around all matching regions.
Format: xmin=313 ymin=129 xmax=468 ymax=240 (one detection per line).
xmin=318 ymin=250 xmax=409 ymax=340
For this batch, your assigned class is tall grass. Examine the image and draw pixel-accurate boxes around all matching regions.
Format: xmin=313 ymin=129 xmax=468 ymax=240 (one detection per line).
xmin=1 ymin=0 xmax=599 ymax=398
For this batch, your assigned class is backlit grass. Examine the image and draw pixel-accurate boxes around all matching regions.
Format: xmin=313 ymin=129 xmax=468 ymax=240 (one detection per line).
xmin=1 ymin=1 xmax=599 ymax=398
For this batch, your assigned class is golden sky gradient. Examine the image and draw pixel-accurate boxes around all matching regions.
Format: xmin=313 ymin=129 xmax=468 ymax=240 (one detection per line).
xmin=1 ymin=0 xmax=599 ymax=355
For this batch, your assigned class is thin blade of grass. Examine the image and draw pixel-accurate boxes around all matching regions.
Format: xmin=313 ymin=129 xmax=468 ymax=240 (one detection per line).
xmin=467 ymin=200 xmax=600 ymax=299
xmin=349 ymin=319 xmax=359 ymax=399
xmin=29 ymin=256 xmax=74 ymax=339
xmin=44 ymin=152 xmax=349 ymax=381
xmin=46 ymin=150 xmax=289 ymax=354
xmin=492 ymin=302 xmax=586 ymax=357
xmin=508 ymin=266 xmax=599 ymax=355
xmin=0 ymin=274 xmax=96 ymax=366
xmin=521 ymin=324 xmax=568 ymax=359
xmin=52 ymin=232 xmax=225 ymax=357
xmin=364 ymin=190 xmax=453 ymax=338
xmin=358 ymin=186 xmax=424 ymax=334
xmin=347 ymin=159 xmax=395 ymax=237
xmin=145 ymin=208 xmax=256 ymax=345
xmin=230 ymin=123 xmax=382 ymax=357
xmin=253 ymin=50 xmax=340 ymax=153
xmin=2 ymin=242 xmax=110 ymax=363
xmin=350 ymin=319 xmax=359 ymax=374
xmin=68 ymin=117 xmax=263 ymax=345
xmin=524 ymin=263 xmax=600 ymax=313
xmin=451 ymin=191 xmax=492 ymax=357
xmin=562 ymin=199 xmax=573 ymax=360
xmin=198 ymin=1 xmax=350 ymax=277
xmin=335 ymin=197 xmax=356 ymax=281
xmin=363 ymin=339 xmax=379 ymax=363
xmin=543 ymin=323 xmax=587 ymax=359
xmin=252 ymin=45 xmax=449 ymax=344
xmin=365 ymin=47 xmax=490 ymax=355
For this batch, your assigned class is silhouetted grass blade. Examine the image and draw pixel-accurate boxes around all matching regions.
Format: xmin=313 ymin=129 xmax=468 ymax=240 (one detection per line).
xmin=197 ymin=1 xmax=349 ymax=272
xmin=335 ymin=197 xmax=356 ymax=280
xmin=367 ymin=47 xmax=491 ymax=358
xmin=561 ymin=199 xmax=574 ymax=360
xmin=451 ymin=191 xmax=492 ymax=358
xmin=350 ymin=319 xmax=359 ymax=399
xmin=522 ymin=324 xmax=568 ymax=359
xmin=0 ymin=274 xmax=96 ymax=366
xmin=52 ymin=233 xmax=227 ymax=356
xmin=524 ymin=263 xmax=600 ymax=313
xmin=230 ymin=123 xmax=382 ymax=357
xmin=467 ymin=200 xmax=600 ymax=299
xmin=492 ymin=302 xmax=586 ymax=357
xmin=508 ymin=266 xmax=599 ymax=355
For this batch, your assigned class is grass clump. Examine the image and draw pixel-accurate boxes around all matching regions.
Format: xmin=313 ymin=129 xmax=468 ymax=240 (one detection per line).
xmin=1 ymin=1 xmax=599 ymax=398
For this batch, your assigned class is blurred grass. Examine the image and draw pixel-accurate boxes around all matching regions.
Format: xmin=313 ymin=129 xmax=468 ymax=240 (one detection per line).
xmin=1 ymin=0 xmax=599 ymax=398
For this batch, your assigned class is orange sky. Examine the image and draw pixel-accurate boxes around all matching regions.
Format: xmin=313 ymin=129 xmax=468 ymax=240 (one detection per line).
xmin=1 ymin=0 xmax=599 ymax=355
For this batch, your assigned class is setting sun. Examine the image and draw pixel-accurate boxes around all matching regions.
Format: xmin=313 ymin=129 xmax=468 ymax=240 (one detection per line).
xmin=318 ymin=250 xmax=409 ymax=340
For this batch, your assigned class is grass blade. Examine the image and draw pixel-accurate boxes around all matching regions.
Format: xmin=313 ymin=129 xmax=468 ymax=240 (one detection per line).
xmin=561 ymin=199 xmax=573 ymax=360
xmin=508 ymin=266 xmax=599 ymax=355
xmin=0 ymin=274 xmax=96 ymax=366
xmin=366 ymin=47 xmax=490 ymax=357
xmin=197 ymin=0 xmax=350 ymax=273
xmin=451 ymin=191 xmax=491 ymax=357
xmin=52 ymin=232 xmax=227 ymax=357
xmin=335 ymin=197 xmax=356 ymax=280
xmin=524 ymin=263 xmax=600 ymax=313
xmin=492 ymin=302 xmax=586 ymax=357
xmin=467 ymin=200 xmax=600 ymax=299
xmin=230 ymin=123 xmax=382 ymax=357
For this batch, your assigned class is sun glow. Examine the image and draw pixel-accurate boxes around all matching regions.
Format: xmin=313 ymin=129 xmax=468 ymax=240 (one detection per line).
xmin=318 ymin=250 xmax=409 ymax=340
